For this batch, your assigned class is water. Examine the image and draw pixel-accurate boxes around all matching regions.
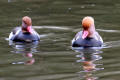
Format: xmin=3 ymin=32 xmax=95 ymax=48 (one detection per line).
xmin=0 ymin=0 xmax=120 ymax=80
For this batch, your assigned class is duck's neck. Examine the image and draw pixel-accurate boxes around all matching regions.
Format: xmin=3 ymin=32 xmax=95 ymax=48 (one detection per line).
xmin=22 ymin=26 xmax=32 ymax=34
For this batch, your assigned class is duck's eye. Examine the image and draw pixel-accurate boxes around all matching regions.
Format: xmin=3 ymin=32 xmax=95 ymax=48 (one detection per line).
xmin=22 ymin=21 xmax=26 ymax=24
xmin=24 ymin=21 xmax=27 ymax=24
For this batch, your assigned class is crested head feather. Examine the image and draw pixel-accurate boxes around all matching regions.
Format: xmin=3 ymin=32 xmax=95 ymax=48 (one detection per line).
xmin=82 ymin=16 xmax=94 ymax=30
xmin=22 ymin=16 xmax=32 ymax=26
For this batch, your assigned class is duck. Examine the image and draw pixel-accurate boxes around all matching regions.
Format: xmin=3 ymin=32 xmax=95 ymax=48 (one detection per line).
xmin=72 ymin=16 xmax=103 ymax=47
xmin=9 ymin=16 xmax=40 ymax=42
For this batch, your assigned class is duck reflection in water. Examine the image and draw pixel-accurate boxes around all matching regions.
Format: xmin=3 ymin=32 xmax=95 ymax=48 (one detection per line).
xmin=73 ymin=47 xmax=104 ymax=80
xmin=24 ymin=52 xmax=35 ymax=65
xmin=9 ymin=41 xmax=39 ymax=65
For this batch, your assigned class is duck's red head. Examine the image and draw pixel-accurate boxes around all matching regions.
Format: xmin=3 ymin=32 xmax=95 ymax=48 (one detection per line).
xmin=82 ymin=16 xmax=94 ymax=39
xmin=22 ymin=16 xmax=32 ymax=33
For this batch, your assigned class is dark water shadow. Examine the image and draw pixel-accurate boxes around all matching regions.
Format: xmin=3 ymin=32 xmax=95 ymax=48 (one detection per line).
xmin=72 ymin=47 xmax=104 ymax=80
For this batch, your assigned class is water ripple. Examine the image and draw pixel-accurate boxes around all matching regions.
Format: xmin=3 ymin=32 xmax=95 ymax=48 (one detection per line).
xmin=33 ymin=26 xmax=71 ymax=30
xmin=97 ymin=71 xmax=120 ymax=77
xmin=104 ymin=40 xmax=120 ymax=48
xmin=97 ymin=29 xmax=120 ymax=33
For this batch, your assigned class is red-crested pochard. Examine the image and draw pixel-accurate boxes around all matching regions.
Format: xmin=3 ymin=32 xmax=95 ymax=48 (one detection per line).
xmin=72 ymin=16 xmax=103 ymax=47
xmin=9 ymin=16 xmax=40 ymax=42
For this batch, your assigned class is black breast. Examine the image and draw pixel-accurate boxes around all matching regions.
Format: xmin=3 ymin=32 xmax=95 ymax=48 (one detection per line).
xmin=13 ymin=31 xmax=40 ymax=42
xmin=72 ymin=37 xmax=102 ymax=47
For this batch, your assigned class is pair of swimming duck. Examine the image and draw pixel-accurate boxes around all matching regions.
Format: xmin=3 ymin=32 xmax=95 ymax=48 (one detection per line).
xmin=9 ymin=16 xmax=103 ymax=47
